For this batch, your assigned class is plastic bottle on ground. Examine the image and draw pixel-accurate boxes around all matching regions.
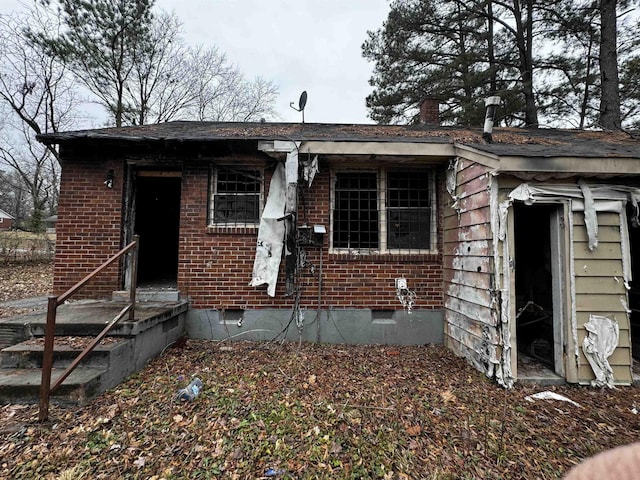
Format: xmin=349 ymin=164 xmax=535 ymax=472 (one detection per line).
xmin=175 ymin=377 xmax=203 ymax=402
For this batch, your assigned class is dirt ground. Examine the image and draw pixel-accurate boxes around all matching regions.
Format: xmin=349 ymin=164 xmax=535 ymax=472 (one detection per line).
xmin=1 ymin=261 xmax=640 ymax=478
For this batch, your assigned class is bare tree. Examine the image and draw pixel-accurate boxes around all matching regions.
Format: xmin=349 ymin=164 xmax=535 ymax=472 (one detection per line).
xmin=123 ymin=11 xmax=192 ymax=125
xmin=0 ymin=5 xmax=78 ymax=230
xmin=176 ymin=45 xmax=279 ymax=122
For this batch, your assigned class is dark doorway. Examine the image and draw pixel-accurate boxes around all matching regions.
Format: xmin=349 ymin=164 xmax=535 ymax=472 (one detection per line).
xmin=514 ymin=203 xmax=559 ymax=371
xmin=628 ymin=204 xmax=640 ymax=360
xmin=135 ymin=175 xmax=181 ymax=287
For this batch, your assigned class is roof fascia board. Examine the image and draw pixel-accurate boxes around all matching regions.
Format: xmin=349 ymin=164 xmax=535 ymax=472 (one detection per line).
xmin=258 ymin=140 xmax=298 ymax=152
xmin=453 ymin=144 xmax=500 ymax=169
xmin=499 ymin=155 xmax=640 ymax=175
xmin=297 ymin=141 xmax=455 ymax=157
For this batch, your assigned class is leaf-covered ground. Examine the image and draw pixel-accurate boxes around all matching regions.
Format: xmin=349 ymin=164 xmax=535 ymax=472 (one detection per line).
xmin=1 ymin=261 xmax=640 ymax=478
xmin=2 ymin=340 xmax=640 ymax=479
xmin=0 ymin=261 xmax=52 ymax=318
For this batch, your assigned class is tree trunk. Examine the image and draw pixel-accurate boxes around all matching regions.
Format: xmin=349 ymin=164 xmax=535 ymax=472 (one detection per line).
xmin=599 ymin=0 xmax=621 ymax=130
xmin=514 ymin=0 xmax=539 ymax=127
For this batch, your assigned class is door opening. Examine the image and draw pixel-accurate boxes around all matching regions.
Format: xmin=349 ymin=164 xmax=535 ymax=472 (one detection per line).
xmin=628 ymin=204 xmax=640 ymax=361
xmin=134 ymin=175 xmax=181 ymax=287
xmin=514 ymin=203 xmax=564 ymax=376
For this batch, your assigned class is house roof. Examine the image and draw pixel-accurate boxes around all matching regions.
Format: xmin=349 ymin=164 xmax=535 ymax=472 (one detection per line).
xmin=36 ymin=121 xmax=640 ymax=156
xmin=37 ymin=121 xmax=640 ymax=175
xmin=0 ymin=208 xmax=14 ymax=220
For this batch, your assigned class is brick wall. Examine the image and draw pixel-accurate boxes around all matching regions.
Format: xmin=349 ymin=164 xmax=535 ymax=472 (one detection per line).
xmin=53 ymin=148 xmax=446 ymax=311
xmin=53 ymin=154 xmax=124 ymax=298
xmin=0 ymin=218 xmax=12 ymax=230
xmin=178 ymin=158 xmax=445 ymax=312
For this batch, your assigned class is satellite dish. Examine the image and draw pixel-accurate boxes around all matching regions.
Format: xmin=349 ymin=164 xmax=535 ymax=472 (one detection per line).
xmin=298 ymin=91 xmax=307 ymax=111
xmin=290 ymin=90 xmax=308 ymax=123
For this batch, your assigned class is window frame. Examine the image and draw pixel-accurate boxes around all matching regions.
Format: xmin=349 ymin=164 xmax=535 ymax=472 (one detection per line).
xmin=208 ymin=165 xmax=264 ymax=228
xmin=330 ymin=167 xmax=437 ymax=254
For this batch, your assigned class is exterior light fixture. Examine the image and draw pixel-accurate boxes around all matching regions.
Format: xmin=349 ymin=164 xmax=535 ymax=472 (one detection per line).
xmin=104 ymin=169 xmax=114 ymax=189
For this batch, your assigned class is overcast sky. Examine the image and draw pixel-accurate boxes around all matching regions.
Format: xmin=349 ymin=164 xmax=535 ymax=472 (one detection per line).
xmin=1 ymin=0 xmax=391 ymax=125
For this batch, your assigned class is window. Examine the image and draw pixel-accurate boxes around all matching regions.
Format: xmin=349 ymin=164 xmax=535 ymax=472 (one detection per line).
xmin=209 ymin=167 xmax=262 ymax=226
xmin=386 ymin=170 xmax=432 ymax=250
xmin=333 ymin=172 xmax=379 ymax=249
xmin=331 ymin=169 xmax=435 ymax=253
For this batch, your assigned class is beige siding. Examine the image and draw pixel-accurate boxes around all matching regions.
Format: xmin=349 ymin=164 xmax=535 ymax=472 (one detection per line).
xmin=573 ymin=211 xmax=632 ymax=384
xmin=443 ymin=159 xmax=497 ymax=372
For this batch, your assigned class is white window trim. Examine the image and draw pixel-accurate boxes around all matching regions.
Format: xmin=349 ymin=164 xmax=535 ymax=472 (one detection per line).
xmin=330 ymin=167 xmax=438 ymax=255
xmin=208 ymin=166 xmax=264 ymax=227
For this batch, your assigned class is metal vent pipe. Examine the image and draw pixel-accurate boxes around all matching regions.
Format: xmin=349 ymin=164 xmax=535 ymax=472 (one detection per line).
xmin=482 ymin=96 xmax=501 ymax=143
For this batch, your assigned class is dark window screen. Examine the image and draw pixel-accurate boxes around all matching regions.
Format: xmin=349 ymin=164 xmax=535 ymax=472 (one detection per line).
xmin=333 ymin=172 xmax=379 ymax=249
xmin=387 ymin=171 xmax=431 ymax=249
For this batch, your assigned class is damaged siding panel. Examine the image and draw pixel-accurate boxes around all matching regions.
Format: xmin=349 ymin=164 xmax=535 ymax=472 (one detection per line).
xmin=443 ymin=159 xmax=496 ymax=373
xmin=444 ymin=269 xmax=492 ymax=290
xmin=447 ymin=310 xmax=499 ymax=341
xmin=445 ymin=283 xmax=493 ymax=307
xmin=456 ymin=161 xmax=491 ymax=190
xmin=445 ymin=296 xmax=496 ymax=325
xmin=443 ymin=224 xmax=492 ymax=244
xmin=447 ymin=321 xmax=498 ymax=353
xmin=572 ymin=210 xmax=632 ymax=384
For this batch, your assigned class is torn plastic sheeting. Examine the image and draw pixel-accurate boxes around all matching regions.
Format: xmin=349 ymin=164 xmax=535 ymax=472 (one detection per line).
xmin=249 ymin=163 xmax=286 ymax=297
xmin=508 ymin=182 xmax=640 ymax=256
xmin=582 ymin=314 xmax=619 ymax=388
xmin=525 ymin=391 xmax=581 ymax=408
xmin=302 ymin=154 xmax=318 ymax=187
xmin=446 ymin=158 xmax=460 ymax=212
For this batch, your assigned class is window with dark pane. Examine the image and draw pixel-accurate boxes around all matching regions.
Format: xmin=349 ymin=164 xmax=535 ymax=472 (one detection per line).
xmin=387 ymin=170 xmax=431 ymax=249
xmin=333 ymin=172 xmax=379 ymax=249
xmin=212 ymin=168 xmax=261 ymax=224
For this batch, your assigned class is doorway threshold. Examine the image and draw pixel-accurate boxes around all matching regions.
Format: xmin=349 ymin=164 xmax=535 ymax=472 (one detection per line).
xmin=113 ymin=286 xmax=180 ymax=303
xmin=517 ymin=354 xmax=565 ymax=386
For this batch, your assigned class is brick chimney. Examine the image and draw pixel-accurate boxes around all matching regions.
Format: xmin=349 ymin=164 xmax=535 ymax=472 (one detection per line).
xmin=419 ymin=97 xmax=440 ymax=124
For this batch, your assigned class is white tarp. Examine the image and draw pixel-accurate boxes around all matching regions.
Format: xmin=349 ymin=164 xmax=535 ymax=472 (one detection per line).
xmin=525 ymin=391 xmax=582 ymax=407
xmin=582 ymin=314 xmax=619 ymax=388
xmin=249 ymin=163 xmax=286 ymax=297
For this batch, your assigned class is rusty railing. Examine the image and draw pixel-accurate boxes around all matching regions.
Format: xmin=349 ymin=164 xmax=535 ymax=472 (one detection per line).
xmin=39 ymin=235 xmax=139 ymax=421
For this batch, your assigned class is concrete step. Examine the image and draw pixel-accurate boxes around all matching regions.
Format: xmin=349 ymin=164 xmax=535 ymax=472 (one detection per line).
xmin=0 ymin=336 xmax=131 ymax=369
xmin=0 ymin=300 xmax=190 ymax=337
xmin=0 ymin=299 xmax=189 ymax=406
xmin=0 ymin=323 xmax=31 ymax=350
xmin=113 ymin=289 xmax=180 ymax=302
xmin=0 ymin=367 xmax=107 ymax=405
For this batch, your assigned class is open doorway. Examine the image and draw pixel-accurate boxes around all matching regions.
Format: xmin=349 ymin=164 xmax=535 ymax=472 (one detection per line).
xmin=514 ymin=203 xmax=565 ymax=378
xmin=628 ymin=204 xmax=640 ymax=362
xmin=134 ymin=174 xmax=181 ymax=287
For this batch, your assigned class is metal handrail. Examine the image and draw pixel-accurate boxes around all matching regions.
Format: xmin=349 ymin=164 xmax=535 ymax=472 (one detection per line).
xmin=38 ymin=235 xmax=139 ymax=421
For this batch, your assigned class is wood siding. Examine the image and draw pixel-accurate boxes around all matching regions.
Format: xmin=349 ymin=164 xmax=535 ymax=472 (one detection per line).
xmin=573 ymin=211 xmax=632 ymax=384
xmin=443 ymin=159 xmax=498 ymax=374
